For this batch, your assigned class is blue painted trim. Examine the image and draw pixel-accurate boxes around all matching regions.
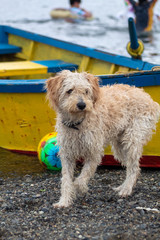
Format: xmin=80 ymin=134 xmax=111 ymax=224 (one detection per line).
xmin=0 ymin=43 xmax=21 ymax=54
xmin=0 ymin=70 xmax=160 ymax=93
xmin=1 ymin=25 xmax=157 ymax=71
xmin=33 ymin=60 xmax=78 ymax=72
xmin=0 ymin=79 xmax=46 ymax=93
xmin=0 ymin=26 xmax=8 ymax=43
xmin=99 ymin=71 xmax=160 ymax=87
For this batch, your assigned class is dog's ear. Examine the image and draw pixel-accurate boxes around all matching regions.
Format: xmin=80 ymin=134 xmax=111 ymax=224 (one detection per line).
xmin=45 ymin=71 xmax=68 ymax=109
xmin=84 ymin=73 xmax=100 ymax=103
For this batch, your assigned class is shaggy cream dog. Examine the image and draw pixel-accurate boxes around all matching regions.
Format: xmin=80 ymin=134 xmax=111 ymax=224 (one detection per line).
xmin=46 ymin=70 xmax=160 ymax=208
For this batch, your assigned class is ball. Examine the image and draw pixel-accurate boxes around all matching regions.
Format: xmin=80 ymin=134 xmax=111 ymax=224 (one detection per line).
xmin=37 ymin=132 xmax=62 ymax=171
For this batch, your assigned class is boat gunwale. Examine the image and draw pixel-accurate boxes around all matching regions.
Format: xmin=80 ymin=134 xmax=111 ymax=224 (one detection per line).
xmin=0 ymin=70 xmax=160 ymax=93
xmin=0 ymin=25 xmax=157 ymax=71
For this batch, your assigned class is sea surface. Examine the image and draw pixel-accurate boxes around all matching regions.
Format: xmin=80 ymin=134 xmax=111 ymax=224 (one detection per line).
xmin=0 ymin=0 xmax=160 ymax=64
xmin=0 ymin=0 xmax=160 ymax=176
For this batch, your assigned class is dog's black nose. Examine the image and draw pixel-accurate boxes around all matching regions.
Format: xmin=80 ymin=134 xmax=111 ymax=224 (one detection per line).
xmin=77 ymin=101 xmax=86 ymax=110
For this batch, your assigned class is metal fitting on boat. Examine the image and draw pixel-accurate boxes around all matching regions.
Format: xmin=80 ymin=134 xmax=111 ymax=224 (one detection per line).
xmin=127 ymin=18 xmax=144 ymax=59
xmin=126 ymin=39 xmax=144 ymax=58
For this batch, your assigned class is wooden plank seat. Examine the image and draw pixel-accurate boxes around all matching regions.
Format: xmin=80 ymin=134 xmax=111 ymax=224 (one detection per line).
xmin=0 ymin=60 xmax=78 ymax=77
xmin=0 ymin=43 xmax=21 ymax=55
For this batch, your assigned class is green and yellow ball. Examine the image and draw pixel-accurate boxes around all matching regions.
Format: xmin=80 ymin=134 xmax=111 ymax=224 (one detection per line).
xmin=37 ymin=132 xmax=61 ymax=171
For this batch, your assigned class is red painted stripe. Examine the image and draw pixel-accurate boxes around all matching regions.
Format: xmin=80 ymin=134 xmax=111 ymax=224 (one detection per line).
xmin=101 ymin=155 xmax=160 ymax=168
xmin=10 ymin=150 xmax=160 ymax=168
xmin=11 ymin=149 xmax=37 ymax=156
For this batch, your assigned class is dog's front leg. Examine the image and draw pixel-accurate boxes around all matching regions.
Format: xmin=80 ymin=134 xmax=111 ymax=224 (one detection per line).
xmin=53 ymin=157 xmax=76 ymax=208
xmin=74 ymin=156 xmax=101 ymax=194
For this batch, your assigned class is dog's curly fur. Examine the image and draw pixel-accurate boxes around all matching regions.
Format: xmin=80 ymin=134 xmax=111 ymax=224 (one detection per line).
xmin=46 ymin=70 xmax=160 ymax=208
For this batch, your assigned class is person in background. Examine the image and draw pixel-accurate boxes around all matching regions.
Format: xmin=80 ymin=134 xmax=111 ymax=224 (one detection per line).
xmin=128 ymin=0 xmax=158 ymax=35
xmin=69 ymin=0 xmax=92 ymax=19
xmin=117 ymin=0 xmax=135 ymax=22
xmin=124 ymin=0 xmax=135 ymax=19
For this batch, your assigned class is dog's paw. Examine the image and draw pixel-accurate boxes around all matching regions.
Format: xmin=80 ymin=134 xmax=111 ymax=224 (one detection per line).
xmin=53 ymin=201 xmax=70 ymax=208
xmin=118 ymin=188 xmax=132 ymax=197
xmin=113 ymin=185 xmax=122 ymax=192
xmin=74 ymin=179 xmax=88 ymax=194
xmin=113 ymin=185 xmax=132 ymax=197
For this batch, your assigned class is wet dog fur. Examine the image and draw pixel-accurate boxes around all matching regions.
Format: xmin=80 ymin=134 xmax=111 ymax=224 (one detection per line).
xmin=46 ymin=70 xmax=160 ymax=208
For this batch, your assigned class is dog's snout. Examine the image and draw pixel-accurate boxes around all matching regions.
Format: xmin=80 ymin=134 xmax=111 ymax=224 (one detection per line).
xmin=77 ymin=101 xmax=86 ymax=110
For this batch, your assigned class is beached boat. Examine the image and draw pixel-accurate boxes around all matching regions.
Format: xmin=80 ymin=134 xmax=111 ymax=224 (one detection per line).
xmin=0 ymin=25 xmax=160 ymax=167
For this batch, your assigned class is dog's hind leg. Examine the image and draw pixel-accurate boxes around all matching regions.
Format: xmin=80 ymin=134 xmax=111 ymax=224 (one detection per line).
xmin=53 ymin=157 xmax=76 ymax=208
xmin=113 ymin=117 xmax=156 ymax=197
xmin=113 ymin=145 xmax=141 ymax=197
xmin=74 ymin=155 xmax=101 ymax=194
xmin=112 ymin=130 xmax=144 ymax=197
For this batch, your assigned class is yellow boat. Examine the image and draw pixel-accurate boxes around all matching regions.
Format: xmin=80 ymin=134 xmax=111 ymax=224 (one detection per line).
xmin=0 ymin=25 xmax=160 ymax=167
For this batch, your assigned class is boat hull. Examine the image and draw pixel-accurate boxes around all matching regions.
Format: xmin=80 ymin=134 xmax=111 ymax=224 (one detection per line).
xmin=0 ymin=77 xmax=160 ymax=167
xmin=0 ymin=26 xmax=160 ymax=167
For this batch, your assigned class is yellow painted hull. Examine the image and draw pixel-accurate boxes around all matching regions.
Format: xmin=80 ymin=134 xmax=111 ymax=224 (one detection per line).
xmin=0 ymin=92 xmax=56 ymax=152
xmin=0 ymin=85 xmax=160 ymax=158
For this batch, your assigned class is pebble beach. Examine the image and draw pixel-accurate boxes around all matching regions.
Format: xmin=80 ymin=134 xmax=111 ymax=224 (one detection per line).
xmin=0 ymin=166 xmax=160 ymax=240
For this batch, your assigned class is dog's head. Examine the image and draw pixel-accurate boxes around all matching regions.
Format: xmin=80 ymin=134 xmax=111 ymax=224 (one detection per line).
xmin=46 ymin=70 xmax=100 ymax=114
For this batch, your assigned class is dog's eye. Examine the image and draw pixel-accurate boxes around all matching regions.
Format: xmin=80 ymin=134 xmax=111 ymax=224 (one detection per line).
xmin=67 ymin=89 xmax=73 ymax=94
xmin=85 ymin=89 xmax=89 ymax=94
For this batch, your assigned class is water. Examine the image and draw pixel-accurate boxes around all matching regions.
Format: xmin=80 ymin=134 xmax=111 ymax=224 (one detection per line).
xmin=0 ymin=0 xmax=160 ymax=176
xmin=0 ymin=0 xmax=160 ymax=64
